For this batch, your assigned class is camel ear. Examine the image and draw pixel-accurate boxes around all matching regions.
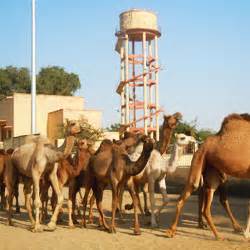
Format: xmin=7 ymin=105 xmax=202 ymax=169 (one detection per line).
xmin=174 ymin=133 xmax=178 ymax=138
xmin=173 ymin=112 xmax=182 ymax=120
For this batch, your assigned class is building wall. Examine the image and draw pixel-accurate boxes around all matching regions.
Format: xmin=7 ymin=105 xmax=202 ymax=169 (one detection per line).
xmin=47 ymin=109 xmax=102 ymax=140
xmin=13 ymin=93 xmax=84 ymax=137
xmin=0 ymin=96 xmax=14 ymax=139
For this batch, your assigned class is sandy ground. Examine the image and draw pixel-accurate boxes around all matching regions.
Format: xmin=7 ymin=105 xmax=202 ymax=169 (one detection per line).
xmin=0 ymin=187 xmax=249 ymax=250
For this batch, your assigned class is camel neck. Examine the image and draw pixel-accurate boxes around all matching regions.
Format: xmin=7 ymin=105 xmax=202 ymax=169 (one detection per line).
xmin=167 ymin=143 xmax=180 ymax=173
xmin=158 ymin=127 xmax=172 ymax=155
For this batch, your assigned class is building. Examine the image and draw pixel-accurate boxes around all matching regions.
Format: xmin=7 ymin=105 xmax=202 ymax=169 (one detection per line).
xmin=0 ymin=93 xmax=102 ymax=145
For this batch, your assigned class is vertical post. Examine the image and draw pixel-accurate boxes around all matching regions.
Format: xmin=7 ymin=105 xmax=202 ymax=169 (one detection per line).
xmin=132 ymin=40 xmax=136 ymax=128
xmin=31 ymin=0 xmax=36 ymax=134
xmin=125 ymin=34 xmax=130 ymax=129
xmin=142 ymin=32 xmax=148 ymax=135
xmin=120 ymin=45 xmax=125 ymax=125
xmin=155 ymin=35 xmax=159 ymax=141
xmin=148 ymin=39 xmax=153 ymax=138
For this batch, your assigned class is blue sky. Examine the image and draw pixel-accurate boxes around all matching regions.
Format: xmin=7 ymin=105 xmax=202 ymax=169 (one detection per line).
xmin=0 ymin=1 xmax=249 ymax=130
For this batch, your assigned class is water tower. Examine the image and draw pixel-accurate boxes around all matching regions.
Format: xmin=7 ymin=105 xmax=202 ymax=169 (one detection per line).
xmin=115 ymin=9 xmax=162 ymax=140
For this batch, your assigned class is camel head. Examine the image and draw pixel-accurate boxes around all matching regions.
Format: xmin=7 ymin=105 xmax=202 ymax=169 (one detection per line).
xmin=160 ymin=112 xmax=182 ymax=154
xmin=77 ymin=138 xmax=88 ymax=150
xmin=142 ymin=137 xmax=154 ymax=153
xmin=65 ymin=120 xmax=81 ymax=136
xmin=122 ymin=132 xmax=145 ymax=154
xmin=163 ymin=112 xmax=182 ymax=129
xmin=175 ymin=133 xmax=196 ymax=146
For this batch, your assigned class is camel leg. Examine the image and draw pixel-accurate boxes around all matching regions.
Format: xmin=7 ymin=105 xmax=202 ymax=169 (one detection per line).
xmin=127 ymin=180 xmax=141 ymax=235
xmin=166 ymin=184 xmax=194 ymax=237
xmin=198 ymin=186 xmax=207 ymax=229
xmin=142 ymin=183 xmax=150 ymax=216
xmin=110 ymin=178 xmax=118 ymax=233
xmin=88 ymin=192 xmax=95 ymax=224
xmin=68 ymin=179 xmax=76 ymax=228
xmin=244 ymin=201 xmax=250 ymax=238
xmin=0 ymin=182 xmax=6 ymax=210
xmin=92 ymin=182 xmax=110 ymax=232
xmin=4 ymin=159 xmax=17 ymax=226
xmin=148 ymin=178 xmax=158 ymax=227
xmin=47 ymin=163 xmax=64 ymax=231
xmin=14 ymin=178 xmax=20 ymax=213
xmin=117 ymin=184 xmax=125 ymax=216
xmin=82 ymin=184 xmax=91 ymax=227
xmin=203 ymin=187 xmax=222 ymax=240
xmin=218 ymin=184 xmax=242 ymax=233
xmin=32 ymin=167 xmax=43 ymax=233
xmin=40 ymin=182 xmax=50 ymax=223
xmin=23 ymin=179 xmax=35 ymax=227
xmin=155 ymin=177 xmax=168 ymax=223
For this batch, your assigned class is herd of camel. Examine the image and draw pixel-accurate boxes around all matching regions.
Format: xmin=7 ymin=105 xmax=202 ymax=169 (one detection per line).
xmin=0 ymin=112 xmax=250 ymax=240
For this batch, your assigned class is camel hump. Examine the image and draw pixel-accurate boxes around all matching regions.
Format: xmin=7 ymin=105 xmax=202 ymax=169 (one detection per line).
xmin=25 ymin=135 xmax=51 ymax=145
xmin=218 ymin=113 xmax=250 ymax=134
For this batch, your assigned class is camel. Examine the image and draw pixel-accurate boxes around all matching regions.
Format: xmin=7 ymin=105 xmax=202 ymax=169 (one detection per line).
xmin=40 ymin=138 xmax=94 ymax=227
xmin=165 ymin=113 xmax=250 ymax=240
xmin=82 ymin=134 xmax=154 ymax=235
xmin=126 ymin=133 xmax=196 ymax=227
xmin=4 ymin=121 xmax=80 ymax=232
xmin=0 ymin=149 xmax=19 ymax=212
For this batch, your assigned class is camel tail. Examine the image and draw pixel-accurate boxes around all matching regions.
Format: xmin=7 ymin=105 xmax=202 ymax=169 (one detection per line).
xmin=186 ymin=143 xmax=207 ymax=190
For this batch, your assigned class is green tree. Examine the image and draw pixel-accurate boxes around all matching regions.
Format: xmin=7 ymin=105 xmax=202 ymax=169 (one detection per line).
xmin=0 ymin=66 xmax=81 ymax=98
xmin=105 ymin=123 xmax=121 ymax=132
xmin=37 ymin=66 xmax=81 ymax=95
xmin=0 ymin=66 xmax=30 ymax=98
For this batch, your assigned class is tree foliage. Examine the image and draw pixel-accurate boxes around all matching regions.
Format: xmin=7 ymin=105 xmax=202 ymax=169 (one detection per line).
xmin=0 ymin=66 xmax=30 ymax=98
xmin=105 ymin=123 xmax=121 ymax=132
xmin=37 ymin=66 xmax=80 ymax=95
xmin=0 ymin=66 xmax=81 ymax=98
xmin=61 ymin=118 xmax=103 ymax=144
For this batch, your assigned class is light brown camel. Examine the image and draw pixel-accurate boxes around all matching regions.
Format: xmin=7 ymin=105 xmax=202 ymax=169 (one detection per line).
xmin=40 ymin=138 xmax=94 ymax=227
xmin=166 ymin=113 xmax=250 ymax=239
xmin=82 ymin=134 xmax=154 ymax=235
xmin=4 ymin=121 xmax=80 ymax=232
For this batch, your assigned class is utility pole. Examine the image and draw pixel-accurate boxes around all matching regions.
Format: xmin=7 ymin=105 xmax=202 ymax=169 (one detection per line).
xmin=31 ymin=0 xmax=36 ymax=134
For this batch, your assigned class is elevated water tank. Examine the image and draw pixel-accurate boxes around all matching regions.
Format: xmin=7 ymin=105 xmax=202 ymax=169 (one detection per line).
xmin=118 ymin=9 xmax=161 ymax=41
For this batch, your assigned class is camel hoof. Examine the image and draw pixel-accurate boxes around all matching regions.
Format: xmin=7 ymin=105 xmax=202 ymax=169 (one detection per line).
xmin=32 ymin=224 xmax=44 ymax=233
xmin=233 ymin=225 xmax=243 ymax=233
xmin=109 ymin=226 xmax=116 ymax=234
xmin=8 ymin=221 xmax=14 ymax=227
xmin=244 ymin=231 xmax=250 ymax=239
xmin=151 ymin=222 xmax=158 ymax=228
xmin=215 ymin=236 xmax=225 ymax=241
xmin=144 ymin=210 xmax=151 ymax=216
xmin=125 ymin=204 xmax=133 ymax=210
xmin=81 ymin=220 xmax=87 ymax=228
xmin=165 ymin=229 xmax=176 ymax=238
xmin=198 ymin=222 xmax=207 ymax=229
xmin=134 ymin=228 xmax=141 ymax=235
xmin=68 ymin=224 xmax=76 ymax=229
xmin=46 ymin=221 xmax=56 ymax=231
xmin=15 ymin=207 xmax=21 ymax=214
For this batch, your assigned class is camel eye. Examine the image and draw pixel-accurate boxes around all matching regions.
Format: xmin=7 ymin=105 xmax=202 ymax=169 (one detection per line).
xmin=180 ymin=137 xmax=185 ymax=140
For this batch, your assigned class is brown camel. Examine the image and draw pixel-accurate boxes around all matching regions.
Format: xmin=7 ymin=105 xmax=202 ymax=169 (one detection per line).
xmin=4 ymin=121 xmax=80 ymax=232
xmin=198 ymin=166 xmax=242 ymax=234
xmin=166 ymin=113 xmax=250 ymax=239
xmin=0 ymin=149 xmax=19 ymax=212
xmin=82 ymin=134 xmax=154 ymax=235
xmin=40 ymin=138 xmax=94 ymax=227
